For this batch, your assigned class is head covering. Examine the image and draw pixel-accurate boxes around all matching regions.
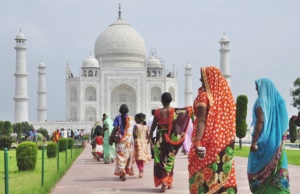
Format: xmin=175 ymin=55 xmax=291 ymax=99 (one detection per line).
xmin=248 ymin=78 xmax=288 ymax=173
xmin=198 ymin=66 xmax=236 ymax=167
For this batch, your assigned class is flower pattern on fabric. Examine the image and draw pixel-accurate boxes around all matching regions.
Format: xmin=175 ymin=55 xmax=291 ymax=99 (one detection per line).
xmin=270 ymin=168 xmax=289 ymax=191
xmin=189 ymin=146 xmax=236 ymax=193
xmin=248 ymin=143 xmax=284 ymax=192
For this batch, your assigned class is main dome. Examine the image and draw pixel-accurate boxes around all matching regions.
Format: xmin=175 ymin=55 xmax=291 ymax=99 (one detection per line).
xmin=94 ymin=17 xmax=146 ymax=67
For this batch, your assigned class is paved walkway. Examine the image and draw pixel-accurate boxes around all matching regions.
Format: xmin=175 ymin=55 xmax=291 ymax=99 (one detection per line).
xmin=51 ymin=144 xmax=300 ymax=194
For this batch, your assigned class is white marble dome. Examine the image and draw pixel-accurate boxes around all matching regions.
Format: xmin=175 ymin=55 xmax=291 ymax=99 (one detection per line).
xmin=94 ymin=17 xmax=146 ymax=67
xmin=147 ymin=55 xmax=162 ymax=68
xmin=82 ymin=55 xmax=99 ymax=68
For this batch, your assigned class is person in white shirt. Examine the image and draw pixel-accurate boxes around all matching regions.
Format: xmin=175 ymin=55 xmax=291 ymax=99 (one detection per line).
xmin=147 ymin=109 xmax=156 ymax=159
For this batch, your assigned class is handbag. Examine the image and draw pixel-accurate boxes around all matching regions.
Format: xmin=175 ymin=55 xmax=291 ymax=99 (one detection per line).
xmin=109 ymin=116 xmax=122 ymax=144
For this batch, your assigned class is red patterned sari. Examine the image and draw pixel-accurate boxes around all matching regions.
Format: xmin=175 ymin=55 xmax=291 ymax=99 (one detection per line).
xmin=188 ymin=66 xmax=237 ymax=194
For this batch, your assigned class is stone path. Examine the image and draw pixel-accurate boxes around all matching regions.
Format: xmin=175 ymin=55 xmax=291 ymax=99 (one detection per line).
xmin=51 ymin=144 xmax=300 ymax=194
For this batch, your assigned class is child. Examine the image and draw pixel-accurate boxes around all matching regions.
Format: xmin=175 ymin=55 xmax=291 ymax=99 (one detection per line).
xmin=133 ymin=113 xmax=151 ymax=178
xmin=94 ymin=131 xmax=104 ymax=161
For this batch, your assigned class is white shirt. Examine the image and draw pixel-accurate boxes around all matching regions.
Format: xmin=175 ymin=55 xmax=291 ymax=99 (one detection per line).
xmin=147 ymin=116 xmax=156 ymax=138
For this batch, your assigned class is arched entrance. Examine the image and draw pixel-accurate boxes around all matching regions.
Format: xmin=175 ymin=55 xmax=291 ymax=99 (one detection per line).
xmin=111 ymin=84 xmax=137 ymax=117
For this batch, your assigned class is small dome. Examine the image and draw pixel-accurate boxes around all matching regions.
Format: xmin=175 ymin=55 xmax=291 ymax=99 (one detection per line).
xmin=147 ymin=55 xmax=162 ymax=68
xmin=185 ymin=63 xmax=191 ymax=68
xmin=82 ymin=55 xmax=99 ymax=68
xmin=39 ymin=61 xmax=46 ymax=68
xmin=16 ymin=32 xmax=26 ymax=40
xmin=220 ymin=35 xmax=229 ymax=42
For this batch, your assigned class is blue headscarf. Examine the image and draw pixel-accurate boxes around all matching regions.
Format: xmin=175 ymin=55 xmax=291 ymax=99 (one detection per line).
xmin=248 ymin=78 xmax=288 ymax=174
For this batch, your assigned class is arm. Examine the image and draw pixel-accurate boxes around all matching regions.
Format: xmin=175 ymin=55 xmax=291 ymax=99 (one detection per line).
xmin=194 ymin=106 xmax=207 ymax=142
xmin=149 ymin=116 xmax=158 ymax=147
xmin=251 ymin=107 xmax=264 ymax=152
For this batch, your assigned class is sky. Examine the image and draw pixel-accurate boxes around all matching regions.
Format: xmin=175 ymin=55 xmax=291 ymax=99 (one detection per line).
xmin=0 ymin=0 xmax=299 ymax=126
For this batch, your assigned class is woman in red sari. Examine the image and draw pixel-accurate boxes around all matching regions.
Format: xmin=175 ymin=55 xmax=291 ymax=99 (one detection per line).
xmin=188 ymin=66 xmax=237 ymax=194
xmin=150 ymin=92 xmax=192 ymax=193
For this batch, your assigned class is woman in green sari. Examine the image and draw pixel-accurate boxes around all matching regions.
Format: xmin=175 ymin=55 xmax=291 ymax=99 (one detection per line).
xmin=102 ymin=113 xmax=115 ymax=164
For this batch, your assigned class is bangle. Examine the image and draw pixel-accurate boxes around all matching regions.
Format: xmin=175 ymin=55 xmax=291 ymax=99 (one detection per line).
xmin=193 ymin=141 xmax=201 ymax=147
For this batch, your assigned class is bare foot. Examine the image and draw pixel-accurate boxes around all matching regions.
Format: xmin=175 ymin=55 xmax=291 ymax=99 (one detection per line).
xmin=159 ymin=183 xmax=166 ymax=193
xmin=167 ymin=185 xmax=173 ymax=189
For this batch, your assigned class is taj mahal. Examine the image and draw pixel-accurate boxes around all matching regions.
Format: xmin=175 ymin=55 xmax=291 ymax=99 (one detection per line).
xmin=13 ymin=6 xmax=231 ymax=132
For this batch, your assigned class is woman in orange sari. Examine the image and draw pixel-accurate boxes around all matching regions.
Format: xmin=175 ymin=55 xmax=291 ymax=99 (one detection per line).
xmin=188 ymin=66 xmax=237 ymax=194
xmin=150 ymin=92 xmax=192 ymax=193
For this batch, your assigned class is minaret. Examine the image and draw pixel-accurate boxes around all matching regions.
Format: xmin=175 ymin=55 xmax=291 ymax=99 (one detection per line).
xmin=184 ymin=63 xmax=193 ymax=106
xmin=37 ymin=61 xmax=47 ymax=122
xmin=219 ymin=34 xmax=231 ymax=85
xmin=14 ymin=30 xmax=29 ymax=122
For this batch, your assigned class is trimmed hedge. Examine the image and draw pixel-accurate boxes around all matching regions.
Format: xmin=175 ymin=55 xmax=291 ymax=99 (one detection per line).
xmin=58 ymin=138 xmax=68 ymax=152
xmin=16 ymin=142 xmax=38 ymax=171
xmin=68 ymin=138 xmax=74 ymax=149
xmin=47 ymin=142 xmax=57 ymax=158
xmin=0 ymin=136 xmax=13 ymax=150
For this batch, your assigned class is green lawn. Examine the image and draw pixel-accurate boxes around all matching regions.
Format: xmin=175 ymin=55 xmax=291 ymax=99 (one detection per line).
xmin=234 ymin=145 xmax=300 ymax=166
xmin=0 ymin=146 xmax=83 ymax=194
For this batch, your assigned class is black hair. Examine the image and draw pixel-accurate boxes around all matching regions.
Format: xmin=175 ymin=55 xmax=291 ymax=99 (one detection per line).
xmin=119 ymin=104 xmax=129 ymax=128
xmin=151 ymin=109 xmax=155 ymax=115
xmin=161 ymin=92 xmax=172 ymax=104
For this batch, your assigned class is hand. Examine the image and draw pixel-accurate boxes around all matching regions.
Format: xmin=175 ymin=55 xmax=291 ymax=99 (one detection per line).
xmin=250 ymin=142 xmax=258 ymax=152
xmin=195 ymin=146 xmax=206 ymax=159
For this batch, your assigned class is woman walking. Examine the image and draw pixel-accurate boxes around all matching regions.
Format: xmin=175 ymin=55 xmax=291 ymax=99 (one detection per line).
xmin=150 ymin=92 xmax=192 ymax=193
xmin=133 ymin=113 xmax=151 ymax=178
xmin=188 ymin=66 xmax=237 ymax=194
xmin=103 ymin=113 xmax=115 ymax=164
xmin=109 ymin=104 xmax=135 ymax=181
xmin=247 ymin=78 xmax=290 ymax=193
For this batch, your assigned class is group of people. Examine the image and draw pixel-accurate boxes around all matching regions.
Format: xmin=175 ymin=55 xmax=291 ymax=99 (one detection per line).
xmin=91 ymin=66 xmax=291 ymax=194
xmin=90 ymin=114 xmax=116 ymax=164
xmin=52 ymin=128 xmax=83 ymax=143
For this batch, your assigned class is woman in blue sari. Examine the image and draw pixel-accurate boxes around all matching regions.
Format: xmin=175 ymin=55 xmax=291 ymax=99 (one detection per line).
xmin=248 ymin=78 xmax=290 ymax=193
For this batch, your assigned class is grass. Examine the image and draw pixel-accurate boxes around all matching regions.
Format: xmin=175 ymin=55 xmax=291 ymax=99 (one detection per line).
xmin=0 ymin=145 xmax=83 ymax=194
xmin=234 ymin=145 xmax=300 ymax=166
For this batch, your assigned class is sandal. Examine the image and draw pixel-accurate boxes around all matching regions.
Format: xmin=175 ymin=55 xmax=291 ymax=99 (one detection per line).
xmin=159 ymin=182 xmax=166 ymax=193
xmin=138 ymin=170 xmax=143 ymax=178
xmin=121 ymin=175 xmax=127 ymax=181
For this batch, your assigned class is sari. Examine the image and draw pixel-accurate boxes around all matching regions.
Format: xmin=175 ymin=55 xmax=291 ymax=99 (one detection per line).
xmin=113 ymin=115 xmax=135 ymax=176
xmin=153 ymin=106 xmax=192 ymax=187
xmin=134 ymin=123 xmax=151 ymax=171
xmin=188 ymin=66 xmax=237 ymax=194
xmin=247 ymin=78 xmax=290 ymax=193
xmin=182 ymin=119 xmax=193 ymax=154
xmin=103 ymin=116 xmax=115 ymax=164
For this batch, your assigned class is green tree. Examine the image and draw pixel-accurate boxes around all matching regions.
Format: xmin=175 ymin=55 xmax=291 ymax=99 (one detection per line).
xmin=290 ymin=78 xmax=300 ymax=108
xmin=0 ymin=121 xmax=4 ymax=136
xmin=289 ymin=117 xmax=297 ymax=143
xmin=236 ymin=95 xmax=248 ymax=149
xmin=37 ymin=127 xmax=48 ymax=137
xmin=3 ymin=121 xmax=12 ymax=137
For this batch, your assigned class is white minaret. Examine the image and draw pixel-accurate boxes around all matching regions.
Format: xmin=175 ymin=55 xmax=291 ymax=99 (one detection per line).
xmin=37 ymin=61 xmax=47 ymax=122
xmin=219 ymin=34 xmax=231 ymax=85
xmin=14 ymin=31 xmax=29 ymax=123
xmin=184 ymin=63 xmax=193 ymax=107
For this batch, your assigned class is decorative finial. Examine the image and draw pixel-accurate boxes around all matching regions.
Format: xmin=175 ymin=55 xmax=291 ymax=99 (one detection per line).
xmin=20 ymin=28 xmax=22 ymax=33
xmin=118 ymin=3 xmax=121 ymax=19
xmin=224 ymin=32 xmax=226 ymax=36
